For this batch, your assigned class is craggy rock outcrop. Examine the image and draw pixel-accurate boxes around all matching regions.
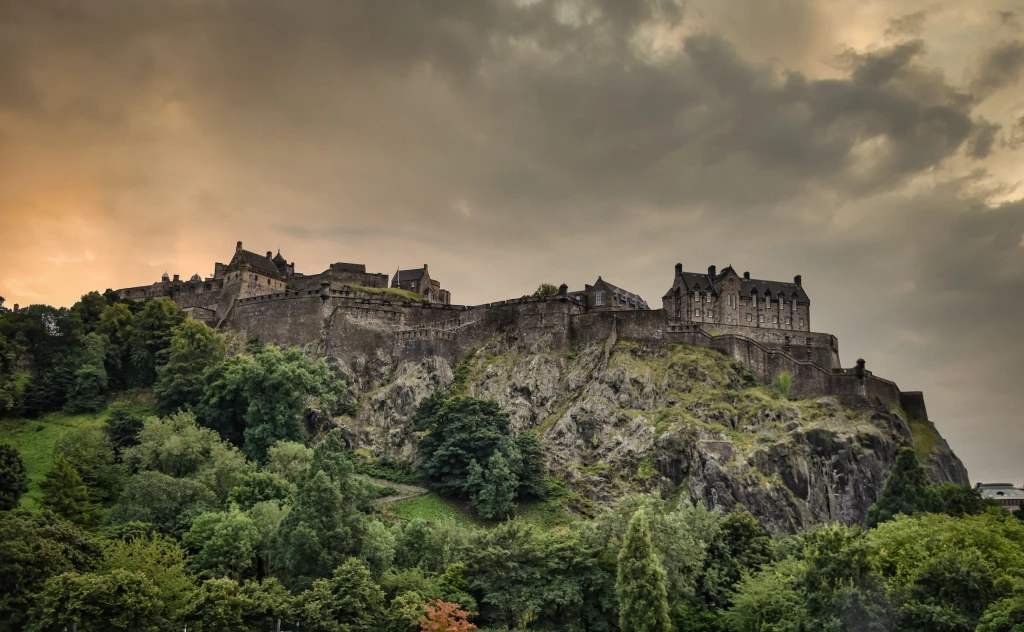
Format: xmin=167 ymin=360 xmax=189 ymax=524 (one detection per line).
xmin=331 ymin=335 xmax=969 ymax=534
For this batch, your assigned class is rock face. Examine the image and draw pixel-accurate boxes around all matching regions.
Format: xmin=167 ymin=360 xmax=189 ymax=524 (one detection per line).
xmin=333 ymin=335 xmax=969 ymax=534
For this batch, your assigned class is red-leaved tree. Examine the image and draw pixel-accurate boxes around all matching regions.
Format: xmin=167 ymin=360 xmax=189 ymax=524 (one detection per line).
xmin=419 ymin=599 xmax=476 ymax=632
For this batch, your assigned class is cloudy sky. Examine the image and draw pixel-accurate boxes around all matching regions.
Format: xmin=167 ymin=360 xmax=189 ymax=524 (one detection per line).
xmin=1 ymin=0 xmax=1022 ymax=483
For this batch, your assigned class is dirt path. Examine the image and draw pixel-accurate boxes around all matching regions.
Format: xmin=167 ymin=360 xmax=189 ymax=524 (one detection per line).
xmin=367 ymin=477 xmax=429 ymax=505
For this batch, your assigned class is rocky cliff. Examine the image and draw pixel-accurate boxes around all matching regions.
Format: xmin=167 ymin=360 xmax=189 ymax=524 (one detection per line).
xmin=330 ymin=331 xmax=968 ymax=534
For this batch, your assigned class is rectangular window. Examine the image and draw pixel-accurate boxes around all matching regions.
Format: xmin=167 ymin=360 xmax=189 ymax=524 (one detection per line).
xmin=785 ymin=317 xmax=791 ymax=325
xmin=746 ymin=314 xmax=752 ymax=322
xmin=709 ymin=310 xmax=715 ymax=318
xmin=772 ymin=316 xmax=778 ymax=324
xmin=799 ymin=319 xmax=804 ymax=327
xmin=706 ymin=294 xmax=712 ymax=303
xmin=594 ymin=292 xmax=604 ymax=306
xmin=695 ymin=308 xmax=701 ymax=317
xmin=694 ymin=294 xmax=700 ymax=303
xmin=759 ymin=315 xmax=765 ymax=323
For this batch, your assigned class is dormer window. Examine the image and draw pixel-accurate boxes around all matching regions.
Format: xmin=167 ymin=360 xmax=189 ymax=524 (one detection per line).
xmin=594 ymin=291 xmax=604 ymax=306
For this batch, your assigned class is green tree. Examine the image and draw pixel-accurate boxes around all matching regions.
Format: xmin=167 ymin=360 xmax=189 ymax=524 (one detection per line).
xmin=123 ymin=410 xmax=254 ymax=502
xmin=96 ymin=302 xmax=137 ymax=389
xmin=926 ymin=482 xmax=991 ymax=517
xmin=469 ymin=451 xmax=517 ymax=520
xmin=267 ymin=439 xmax=314 ymax=483
xmin=53 ymin=428 xmax=121 ymax=503
xmin=102 ymin=402 xmax=146 ymax=458
xmin=40 ymin=456 xmax=100 ymax=527
xmin=196 ymin=355 xmax=252 ymax=446
xmin=184 ymin=505 xmax=262 ymax=580
xmin=109 ymin=470 xmax=219 ymax=537
xmin=228 ymin=470 xmax=294 ymax=509
xmin=616 ymin=509 xmax=671 ymax=632
xmin=532 ymin=283 xmax=560 ymax=298
xmin=513 ymin=432 xmax=547 ymax=499
xmin=0 ymin=510 xmax=101 ymax=631
xmin=130 ymin=297 xmax=186 ymax=387
xmin=183 ymin=577 xmax=291 ymax=632
xmin=977 ymin=589 xmax=1024 ymax=632
xmin=27 ymin=569 xmax=164 ymax=632
xmin=866 ymin=448 xmax=932 ymax=527
xmin=99 ymin=535 xmax=195 ymax=624
xmin=65 ymin=331 xmax=109 ymax=413
xmin=292 ymin=558 xmax=386 ymax=632
xmin=154 ymin=319 xmax=226 ymax=414
xmin=0 ymin=444 xmax=29 ymax=510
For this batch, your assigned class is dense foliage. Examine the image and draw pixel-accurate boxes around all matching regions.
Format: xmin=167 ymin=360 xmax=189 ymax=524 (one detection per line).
xmin=2 ymin=292 xmax=1022 ymax=631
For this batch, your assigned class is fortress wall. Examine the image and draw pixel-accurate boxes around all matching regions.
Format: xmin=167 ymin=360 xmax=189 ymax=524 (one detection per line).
xmin=291 ymin=270 xmax=390 ymax=291
xmin=899 ymin=391 xmax=929 ymax=421
xmin=228 ymin=293 xmax=325 ymax=348
xmin=705 ymin=334 xmax=832 ymax=397
xmin=695 ymin=323 xmax=840 ymax=370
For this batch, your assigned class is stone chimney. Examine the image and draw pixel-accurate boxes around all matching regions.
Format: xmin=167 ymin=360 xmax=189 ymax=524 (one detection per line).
xmin=267 ymin=251 xmax=273 ymax=259
xmin=674 ymin=263 xmax=682 ymax=276
xmin=794 ymin=274 xmax=802 ymax=287
xmin=236 ymin=241 xmax=243 ymax=253
xmin=423 ymin=264 xmax=428 ymax=272
xmin=173 ymin=274 xmax=180 ymax=283
xmin=708 ymin=265 xmax=716 ymax=278
xmin=558 ymin=283 xmax=568 ymax=297
xmin=743 ymin=271 xmax=750 ymax=280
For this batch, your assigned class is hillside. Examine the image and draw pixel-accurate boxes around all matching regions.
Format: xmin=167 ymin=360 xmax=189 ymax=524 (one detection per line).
xmin=338 ymin=336 xmax=967 ymax=534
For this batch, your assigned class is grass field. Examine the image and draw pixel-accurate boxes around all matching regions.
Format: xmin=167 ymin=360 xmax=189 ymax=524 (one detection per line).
xmin=1 ymin=411 xmax=108 ymax=508
xmin=382 ymin=493 xmax=481 ymax=526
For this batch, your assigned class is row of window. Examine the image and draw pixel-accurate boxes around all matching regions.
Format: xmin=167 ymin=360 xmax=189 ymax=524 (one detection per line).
xmin=693 ymin=293 xmax=795 ymax=310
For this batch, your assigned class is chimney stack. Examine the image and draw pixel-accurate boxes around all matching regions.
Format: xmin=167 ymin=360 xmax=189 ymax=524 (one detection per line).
xmin=708 ymin=265 xmax=716 ymax=278
xmin=794 ymin=274 xmax=802 ymax=287
xmin=173 ymin=274 xmax=180 ymax=283
xmin=743 ymin=271 xmax=750 ymax=280
xmin=674 ymin=263 xmax=682 ymax=275
xmin=267 ymin=251 xmax=273 ymax=259
xmin=236 ymin=241 xmax=243 ymax=253
xmin=13 ymin=304 xmax=19 ymax=312
xmin=423 ymin=264 xmax=428 ymax=271
xmin=558 ymin=283 xmax=568 ymax=297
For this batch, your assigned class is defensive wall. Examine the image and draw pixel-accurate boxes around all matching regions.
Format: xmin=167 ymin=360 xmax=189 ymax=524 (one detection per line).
xmin=222 ymin=289 xmax=925 ymax=419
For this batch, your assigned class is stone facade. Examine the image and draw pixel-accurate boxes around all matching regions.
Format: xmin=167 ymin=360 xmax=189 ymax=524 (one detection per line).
xmin=663 ymin=264 xmax=810 ymax=331
xmin=118 ymin=251 xmax=932 ymax=429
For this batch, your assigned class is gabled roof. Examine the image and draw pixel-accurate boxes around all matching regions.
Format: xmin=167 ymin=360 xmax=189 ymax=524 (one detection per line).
xmin=393 ymin=268 xmax=426 ymax=282
xmin=665 ymin=266 xmax=809 ymax=303
xmin=591 ymin=277 xmax=649 ymax=309
xmin=231 ymin=249 xmax=284 ymax=278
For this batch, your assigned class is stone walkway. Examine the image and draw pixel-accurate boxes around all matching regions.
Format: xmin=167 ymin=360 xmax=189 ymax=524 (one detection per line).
xmin=367 ymin=477 xmax=429 ymax=505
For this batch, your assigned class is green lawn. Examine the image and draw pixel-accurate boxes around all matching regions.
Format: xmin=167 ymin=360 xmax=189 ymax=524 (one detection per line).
xmin=381 ymin=493 xmax=481 ymax=526
xmin=0 ymin=411 xmax=108 ymax=508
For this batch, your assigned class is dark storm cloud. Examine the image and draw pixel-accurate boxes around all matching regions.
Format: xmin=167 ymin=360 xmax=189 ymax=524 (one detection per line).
xmin=969 ymin=39 xmax=1024 ymax=99
xmin=1 ymin=0 xmax=1023 ymax=481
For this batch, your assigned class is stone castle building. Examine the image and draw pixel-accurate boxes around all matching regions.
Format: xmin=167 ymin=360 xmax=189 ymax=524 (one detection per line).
xmin=663 ymin=264 xmax=810 ymax=331
xmin=115 ymin=241 xmax=450 ymax=324
xmin=114 ymin=241 xmax=932 ymax=430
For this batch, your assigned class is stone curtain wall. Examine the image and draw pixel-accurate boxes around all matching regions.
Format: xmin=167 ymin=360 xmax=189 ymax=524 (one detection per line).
xmin=221 ymin=291 xmax=916 ymax=418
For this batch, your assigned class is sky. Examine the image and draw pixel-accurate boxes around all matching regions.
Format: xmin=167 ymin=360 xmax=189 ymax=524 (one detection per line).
xmin=1 ymin=0 xmax=1023 ymax=484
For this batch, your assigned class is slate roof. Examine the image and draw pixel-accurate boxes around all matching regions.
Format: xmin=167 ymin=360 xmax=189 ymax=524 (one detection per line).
xmin=232 ymin=249 xmax=285 ymax=278
xmin=593 ymin=277 xmax=650 ymax=309
xmin=393 ymin=268 xmax=426 ymax=283
xmin=663 ymin=265 xmax=809 ymax=303
xmin=978 ymin=484 xmax=1024 ymax=501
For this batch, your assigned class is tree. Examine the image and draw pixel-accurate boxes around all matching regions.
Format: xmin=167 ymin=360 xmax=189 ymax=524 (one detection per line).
xmin=109 ymin=470 xmax=219 ymax=537
xmin=196 ymin=355 xmax=252 ymax=446
xmin=0 ymin=510 xmax=101 ymax=630
xmin=96 ymin=302 xmax=137 ymax=389
xmin=292 ymin=558 xmax=386 ymax=632
xmin=40 ymin=456 xmax=100 ymax=527
xmin=123 ymin=410 xmax=254 ymax=502
xmin=420 ymin=599 xmax=477 ymax=632
xmin=184 ymin=505 xmax=262 ymax=581
xmin=27 ymin=569 xmax=164 ymax=632
xmin=469 ymin=451 xmax=517 ymax=520
xmin=129 ymin=297 xmax=186 ymax=387
xmin=52 ymin=428 xmax=121 ymax=503
xmin=154 ymin=319 xmax=226 ymax=414
xmin=531 ymin=283 xmax=559 ymax=298
xmin=267 ymin=440 xmax=314 ymax=483
xmin=0 ymin=444 xmax=29 ymax=510
xmin=102 ymin=402 xmax=146 ymax=458
xmin=228 ymin=470 xmax=294 ymax=509
xmin=65 ymin=331 xmax=109 ymax=413
xmin=616 ymin=509 xmax=671 ymax=632
xmin=513 ymin=432 xmax=547 ymax=499
xmin=866 ymin=448 xmax=932 ymax=527
xmin=183 ymin=577 xmax=291 ymax=632
xmin=99 ymin=535 xmax=195 ymax=624
xmin=977 ymin=590 xmax=1024 ymax=632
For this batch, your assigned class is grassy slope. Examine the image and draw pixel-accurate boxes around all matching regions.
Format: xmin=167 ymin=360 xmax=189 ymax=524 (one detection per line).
xmin=347 ymin=285 xmax=424 ymax=302
xmin=1 ymin=411 xmax=107 ymax=508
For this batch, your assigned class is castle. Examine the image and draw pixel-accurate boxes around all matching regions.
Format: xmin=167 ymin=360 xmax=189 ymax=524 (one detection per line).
xmin=114 ymin=241 xmax=926 ymax=417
